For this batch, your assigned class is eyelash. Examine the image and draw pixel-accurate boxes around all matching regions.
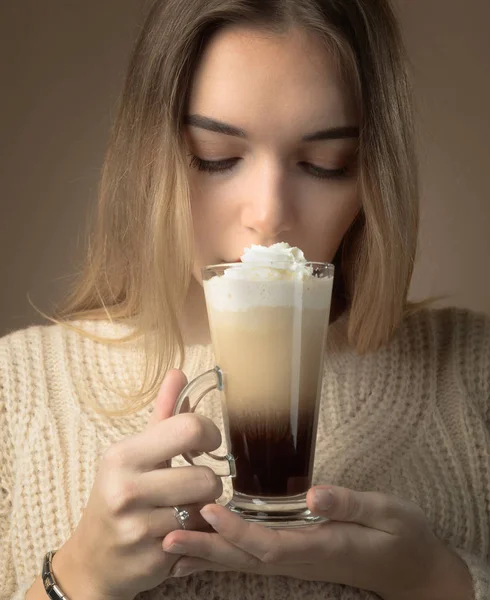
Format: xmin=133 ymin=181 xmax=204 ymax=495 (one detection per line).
xmin=188 ymin=155 xmax=350 ymax=180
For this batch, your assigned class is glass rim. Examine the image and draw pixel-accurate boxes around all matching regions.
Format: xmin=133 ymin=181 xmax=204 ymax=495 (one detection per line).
xmin=202 ymin=261 xmax=335 ymax=273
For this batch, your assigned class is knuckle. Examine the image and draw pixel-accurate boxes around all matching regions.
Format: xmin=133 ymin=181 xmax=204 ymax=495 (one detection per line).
xmin=343 ymin=491 xmax=361 ymax=521
xmin=180 ymin=414 xmax=207 ymax=447
xmin=106 ymin=478 xmax=139 ymax=515
xmin=104 ymin=442 xmax=129 ymax=468
xmin=117 ymin=515 xmax=150 ymax=545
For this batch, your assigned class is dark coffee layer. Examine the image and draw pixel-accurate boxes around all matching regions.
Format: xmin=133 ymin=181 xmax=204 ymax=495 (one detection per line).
xmin=229 ymin=406 xmax=317 ymax=497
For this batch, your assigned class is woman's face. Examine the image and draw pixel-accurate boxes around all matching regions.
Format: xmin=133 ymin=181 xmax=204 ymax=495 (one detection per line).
xmin=185 ymin=26 xmax=360 ymax=278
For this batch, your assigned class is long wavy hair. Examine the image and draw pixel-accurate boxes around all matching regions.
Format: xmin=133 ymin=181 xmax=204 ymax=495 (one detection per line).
xmin=53 ymin=0 xmax=420 ymax=416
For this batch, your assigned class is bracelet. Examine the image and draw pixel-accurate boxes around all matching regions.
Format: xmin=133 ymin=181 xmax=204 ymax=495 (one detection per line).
xmin=42 ymin=551 xmax=70 ymax=600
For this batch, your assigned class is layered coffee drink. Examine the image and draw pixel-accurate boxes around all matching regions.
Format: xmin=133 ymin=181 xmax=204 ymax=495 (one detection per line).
xmin=203 ymin=243 xmax=333 ymax=498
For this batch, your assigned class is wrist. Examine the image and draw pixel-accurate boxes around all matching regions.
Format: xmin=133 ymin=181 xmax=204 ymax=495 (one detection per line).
xmin=52 ymin=541 xmax=130 ymax=600
xmin=51 ymin=543 xmax=100 ymax=600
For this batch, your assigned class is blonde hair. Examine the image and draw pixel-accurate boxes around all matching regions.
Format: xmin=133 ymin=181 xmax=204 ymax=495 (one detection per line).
xmin=53 ymin=0 xmax=420 ymax=416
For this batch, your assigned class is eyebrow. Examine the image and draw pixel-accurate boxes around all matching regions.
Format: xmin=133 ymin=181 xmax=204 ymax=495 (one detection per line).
xmin=185 ymin=114 xmax=359 ymax=142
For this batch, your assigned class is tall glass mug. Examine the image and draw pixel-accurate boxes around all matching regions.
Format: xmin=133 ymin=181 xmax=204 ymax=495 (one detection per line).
xmin=173 ymin=261 xmax=334 ymax=527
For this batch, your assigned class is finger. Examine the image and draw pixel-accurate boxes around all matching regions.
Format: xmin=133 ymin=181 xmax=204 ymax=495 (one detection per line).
xmin=165 ymin=519 xmax=379 ymax=586
xmin=163 ymin=530 xmax=264 ymax=573
xmin=149 ymin=504 xmax=214 ymax=537
xmin=171 ymin=557 xmax=231 ymax=578
xmin=172 ymin=557 xmax=231 ymax=577
xmin=198 ymin=505 xmax=280 ymax=563
xmin=148 ymin=369 xmax=188 ymax=428
xmin=307 ymin=485 xmax=418 ymax=534
xmin=119 ymin=412 xmax=222 ymax=471
xmin=193 ymin=504 xmax=325 ymax=565
xmin=139 ymin=466 xmax=223 ymax=507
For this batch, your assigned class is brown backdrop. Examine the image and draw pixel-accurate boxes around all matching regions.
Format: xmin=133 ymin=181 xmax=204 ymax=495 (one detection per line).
xmin=1 ymin=0 xmax=489 ymax=337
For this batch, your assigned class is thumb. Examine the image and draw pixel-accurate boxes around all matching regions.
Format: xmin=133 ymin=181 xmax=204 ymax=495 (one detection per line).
xmin=307 ymin=485 xmax=335 ymax=517
xmin=147 ymin=368 xmax=188 ymax=428
xmin=307 ymin=485 xmax=414 ymax=534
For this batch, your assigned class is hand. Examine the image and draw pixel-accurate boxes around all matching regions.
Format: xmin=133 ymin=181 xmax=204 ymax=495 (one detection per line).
xmin=162 ymin=485 xmax=473 ymax=600
xmin=53 ymin=370 xmax=224 ymax=600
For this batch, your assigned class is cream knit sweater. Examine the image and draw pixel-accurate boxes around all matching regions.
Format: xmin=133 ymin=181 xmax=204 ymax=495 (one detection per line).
xmin=1 ymin=308 xmax=489 ymax=600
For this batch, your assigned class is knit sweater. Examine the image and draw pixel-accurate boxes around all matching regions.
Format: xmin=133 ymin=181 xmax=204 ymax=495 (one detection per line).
xmin=1 ymin=307 xmax=489 ymax=600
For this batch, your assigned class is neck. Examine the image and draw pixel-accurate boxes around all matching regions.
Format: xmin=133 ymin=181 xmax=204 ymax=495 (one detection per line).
xmin=180 ymin=277 xmax=212 ymax=346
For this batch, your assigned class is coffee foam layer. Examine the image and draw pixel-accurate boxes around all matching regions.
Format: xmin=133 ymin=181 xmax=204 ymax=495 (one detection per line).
xmin=203 ymin=274 xmax=333 ymax=311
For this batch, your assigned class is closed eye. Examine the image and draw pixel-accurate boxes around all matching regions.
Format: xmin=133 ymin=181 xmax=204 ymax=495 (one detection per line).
xmin=298 ymin=162 xmax=350 ymax=180
xmin=189 ymin=155 xmax=239 ymax=174
xmin=189 ymin=155 xmax=351 ymax=180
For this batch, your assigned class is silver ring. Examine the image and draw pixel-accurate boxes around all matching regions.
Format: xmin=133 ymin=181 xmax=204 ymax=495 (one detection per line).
xmin=172 ymin=506 xmax=190 ymax=530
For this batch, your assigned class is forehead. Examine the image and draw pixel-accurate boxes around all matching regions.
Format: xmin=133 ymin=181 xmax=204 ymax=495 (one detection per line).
xmin=187 ymin=26 xmax=358 ymax=138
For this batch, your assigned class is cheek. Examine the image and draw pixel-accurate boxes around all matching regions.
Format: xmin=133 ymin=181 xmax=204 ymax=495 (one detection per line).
xmin=189 ymin=176 xmax=237 ymax=266
xmin=301 ymin=186 xmax=360 ymax=262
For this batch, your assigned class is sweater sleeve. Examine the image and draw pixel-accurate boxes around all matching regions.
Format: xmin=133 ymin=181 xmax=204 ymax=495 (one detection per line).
xmin=0 ymin=339 xmax=39 ymax=600
xmin=454 ymin=309 xmax=490 ymax=600
xmin=460 ymin=309 xmax=490 ymax=421
xmin=0 ymin=339 xmax=16 ymax=599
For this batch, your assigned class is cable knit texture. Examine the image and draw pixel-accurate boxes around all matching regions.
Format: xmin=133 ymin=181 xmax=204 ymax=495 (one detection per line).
xmin=1 ymin=307 xmax=489 ymax=600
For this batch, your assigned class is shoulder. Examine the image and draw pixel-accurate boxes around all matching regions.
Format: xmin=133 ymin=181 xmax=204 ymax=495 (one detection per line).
xmin=0 ymin=322 xmax=57 ymax=400
xmin=396 ymin=306 xmax=490 ymax=400
xmin=0 ymin=319 xmax=144 ymax=420
xmin=0 ymin=320 xmax=93 ymax=397
xmin=0 ymin=317 xmax=140 ymax=372
xmin=0 ymin=323 xmax=68 ymax=489
xmin=0 ymin=322 xmax=79 ymax=433
xmin=399 ymin=306 xmax=490 ymax=353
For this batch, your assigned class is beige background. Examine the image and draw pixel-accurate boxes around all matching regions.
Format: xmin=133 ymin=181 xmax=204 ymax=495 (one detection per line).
xmin=0 ymin=0 xmax=489 ymax=337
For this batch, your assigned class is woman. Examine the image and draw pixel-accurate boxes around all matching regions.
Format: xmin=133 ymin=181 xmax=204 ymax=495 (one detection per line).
xmin=1 ymin=0 xmax=489 ymax=599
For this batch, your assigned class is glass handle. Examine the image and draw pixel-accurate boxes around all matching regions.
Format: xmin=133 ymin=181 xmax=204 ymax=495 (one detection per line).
xmin=173 ymin=367 xmax=236 ymax=478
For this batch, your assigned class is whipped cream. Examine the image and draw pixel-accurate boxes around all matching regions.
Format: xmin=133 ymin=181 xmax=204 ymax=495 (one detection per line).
xmin=241 ymin=243 xmax=307 ymax=265
xmin=204 ymin=243 xmax=333 ymax=311
xmin=224 ymin=243 xmax=313 ymax=281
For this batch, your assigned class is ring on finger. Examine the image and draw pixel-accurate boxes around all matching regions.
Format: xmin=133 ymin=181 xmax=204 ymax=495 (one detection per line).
xmin=172 ymin=506 xmax=191 ymax=530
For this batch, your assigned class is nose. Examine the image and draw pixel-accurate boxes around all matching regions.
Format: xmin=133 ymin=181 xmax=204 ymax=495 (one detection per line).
xmin=241 ymin=159 xmax=293 ymax=242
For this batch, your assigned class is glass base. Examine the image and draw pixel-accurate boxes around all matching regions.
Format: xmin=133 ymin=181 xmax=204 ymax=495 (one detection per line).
xmin=226 ymin=491 xmax=328 ymax=528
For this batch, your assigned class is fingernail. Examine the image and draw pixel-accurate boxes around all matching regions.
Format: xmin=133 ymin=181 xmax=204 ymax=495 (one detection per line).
xmin=174 ymin=567 xmax=192 ymax=577
xmin=314 ymin=488 xmax=334 ymax=510
xmin=200 ymin=507 xmax=219 ymax=529
xmin=164 ymin=543 xmax=185 ymax=554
